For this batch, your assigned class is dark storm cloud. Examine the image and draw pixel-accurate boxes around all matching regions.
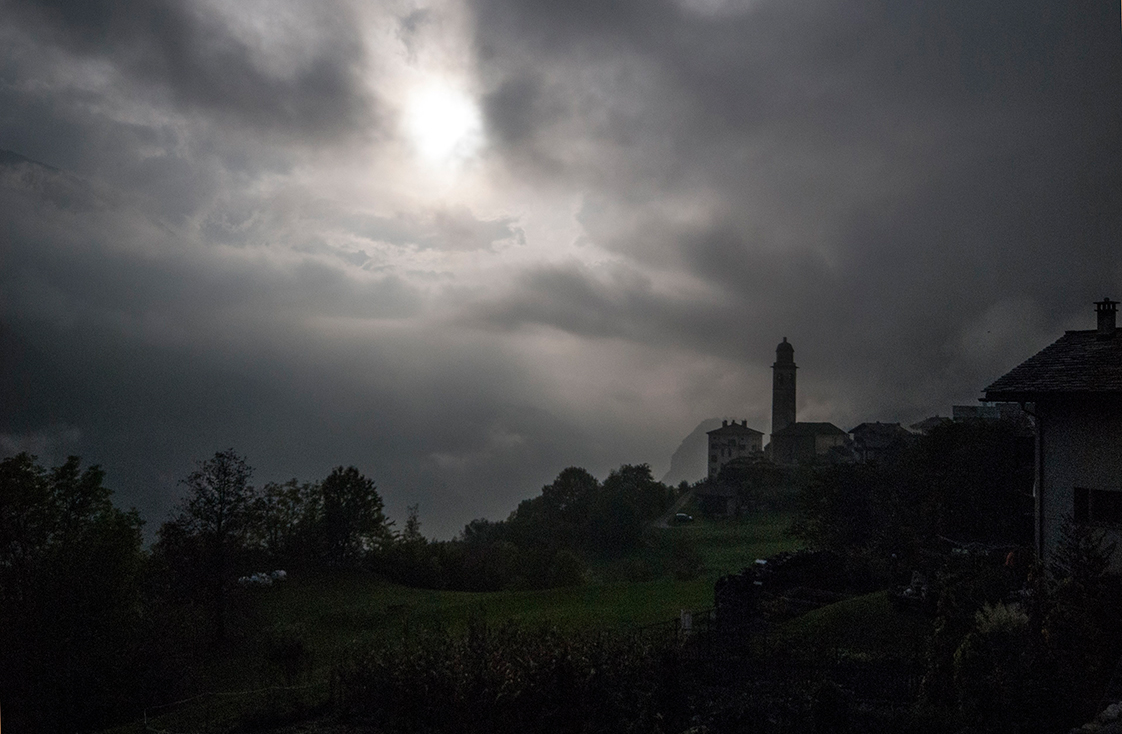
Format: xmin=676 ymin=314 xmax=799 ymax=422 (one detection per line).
xmin=3 ymin=0 xmax=1121 ymax=540
xmin=0 ymin=159 xmax=421 ymax=325
xmin=0 ymin=153 xmax=601 ymax=537
xmin=462 ymin=261 xmax=755 ymax=354
xmin=3 ymin=0 xmax=371 ymax=138
xmin=471 ymin=0 xmax=1122 ymax=424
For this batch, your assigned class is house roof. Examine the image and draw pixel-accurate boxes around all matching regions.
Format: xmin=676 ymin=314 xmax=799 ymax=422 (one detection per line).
xmin=848 ymin=421 xmax=912 ymax=437
xmin=984 ymin=330 xmax=1122 ymax=400
xmin=707 ymin=422 xmax=764 ymax=436
xmin=771 ymin=421 xmax=848 ymax=437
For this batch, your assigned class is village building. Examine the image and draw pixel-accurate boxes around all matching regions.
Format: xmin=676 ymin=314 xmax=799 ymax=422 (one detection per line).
xmin=984 ymin=297 xmax=1122 ymax=567
xmin=848 ymin=422 xmax=914 ymax=464
xmin=706 ymin=420 xmax=764 ymax=478
xmin=770 ymin=422 xmax=850 ymax=464
xmin=910 ymin=415 xmax=951 ymax=434
xmin=767 ymin=338 xmax=850 ymax=464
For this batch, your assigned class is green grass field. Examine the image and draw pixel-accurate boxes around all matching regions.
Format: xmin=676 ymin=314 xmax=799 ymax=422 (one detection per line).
xmin=668 ymin=511 xmax=800 ymax=577
xmin=108 ymin=512 xmax=806 ymax=732
xmin=772 ymin=590 xmax=933 ymax=664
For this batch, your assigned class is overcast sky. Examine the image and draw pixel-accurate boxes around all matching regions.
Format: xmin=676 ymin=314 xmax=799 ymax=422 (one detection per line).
xmin=2 ymin=0 xmax=1120 ymax=538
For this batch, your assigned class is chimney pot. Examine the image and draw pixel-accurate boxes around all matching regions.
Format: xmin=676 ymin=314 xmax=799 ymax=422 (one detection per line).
xmin=1096 ymin=297 xmax=1117 ymax=339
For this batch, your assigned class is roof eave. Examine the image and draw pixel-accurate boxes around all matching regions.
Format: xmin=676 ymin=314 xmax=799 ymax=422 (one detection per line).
xmin=984 ymin=389 xmax=1122 ymax=403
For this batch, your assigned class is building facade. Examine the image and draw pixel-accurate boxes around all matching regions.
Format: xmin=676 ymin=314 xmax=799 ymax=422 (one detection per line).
xmin=707 ymin=420 xmax=764 ymax=478
xmin=849 ymin=422 xmax=914 ymax=464
xmin=984 ymin=298 xmax=1122 ymax=567
xmin=770 ymin=422 xmax=850 ymax=464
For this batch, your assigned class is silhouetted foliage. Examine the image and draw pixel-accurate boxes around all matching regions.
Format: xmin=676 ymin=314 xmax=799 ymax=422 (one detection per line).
xmin=790 ymin=420 xmax=1033 ymax=557
xmin=252 ymin=478 xmax=323 ymax=567
xmin=157 ymin=448 xmax=256 ymax=641
xmin=919 ymin=529 xmax=1122 ymax=734
xmin=0 ymin=453 xmax=151 ymax=733
xmin=378 ymin=464 xmax=673 ymax=591
xmin=708 ymin=456 xmax=797 ymax=514
xmin=335 ymin=620 xmax=687 ymax=734
xmin=321 ymin=465 xmax=392 ymax=568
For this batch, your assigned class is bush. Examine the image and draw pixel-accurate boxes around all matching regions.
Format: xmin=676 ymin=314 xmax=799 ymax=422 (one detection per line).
xmin=334 ymin=621 xmax=686 ymax=734
xmin=952 ymin=603 xmax=1033 ymax=732
xmin=262 ymin=623 xmax=313 ymax=686
xmin=549 ymin=549 xmax=586 ymax=587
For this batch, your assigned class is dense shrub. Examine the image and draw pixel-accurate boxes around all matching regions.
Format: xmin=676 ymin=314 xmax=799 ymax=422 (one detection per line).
xmin=334 ymin=621 xmax=687 ymax=734
xmin=790 ymin=420 xmax=1033 ymax=555
xmin=0 ymin=453 xmax=155 ymax=732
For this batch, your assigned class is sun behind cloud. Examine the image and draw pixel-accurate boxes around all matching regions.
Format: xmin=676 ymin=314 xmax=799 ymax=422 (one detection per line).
xmin=403 ymin=82 xmax=483 ymax=164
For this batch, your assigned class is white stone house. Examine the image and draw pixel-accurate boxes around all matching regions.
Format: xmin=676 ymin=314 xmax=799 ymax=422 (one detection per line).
xmin=984 ymin=298 xmax=1122 ymax=567
xmin=706 ymin=420 xmax=764 ymax=478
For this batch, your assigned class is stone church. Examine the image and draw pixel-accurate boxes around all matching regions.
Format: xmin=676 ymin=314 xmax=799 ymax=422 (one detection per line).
xmin=767 ymin=338 xmax=848 ymax=464
xmin=705 ymin=337 xmax=848 ymax=474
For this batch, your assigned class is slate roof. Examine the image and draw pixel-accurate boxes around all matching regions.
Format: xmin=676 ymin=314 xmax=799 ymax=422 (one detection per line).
xmin=707 ymin=422 xmax=764 ymax=436
xmin=771 ymin=421 xmax=848 ymax=437
xmin=848 ymin=421 xmax=912 ymax=437
xmin=984 ymin=330 xmax=1122 ymax=400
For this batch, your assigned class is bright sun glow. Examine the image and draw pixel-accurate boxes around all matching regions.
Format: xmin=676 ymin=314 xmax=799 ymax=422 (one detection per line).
xmin=404 ymin=83 xmax=483 ymax=164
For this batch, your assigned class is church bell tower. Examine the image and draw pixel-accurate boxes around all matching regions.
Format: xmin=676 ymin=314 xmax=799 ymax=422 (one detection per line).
xmin=771 ymin=337 xmax=797 ymax=437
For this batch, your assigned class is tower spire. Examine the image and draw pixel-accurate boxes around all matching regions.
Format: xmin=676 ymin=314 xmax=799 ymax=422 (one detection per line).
xmin=771 ymin=337 xmax=797 ymax=437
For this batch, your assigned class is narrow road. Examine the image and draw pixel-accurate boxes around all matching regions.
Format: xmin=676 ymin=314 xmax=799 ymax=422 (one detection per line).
xmin=651 ymin=488 xmax=696 ymax=528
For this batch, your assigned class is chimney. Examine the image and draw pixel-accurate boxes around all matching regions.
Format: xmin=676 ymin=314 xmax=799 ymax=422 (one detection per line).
xmin=741 ymin=420 xmax=747 ymax=427
xmin=722 ymin=419 xmax=728 ymax=427
xmin=1096 ymin=297 xmax=1117 ymax=339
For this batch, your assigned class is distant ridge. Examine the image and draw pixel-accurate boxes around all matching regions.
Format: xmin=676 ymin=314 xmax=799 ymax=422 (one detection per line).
xmin=661 ymin=418 xmax=722 ymax=486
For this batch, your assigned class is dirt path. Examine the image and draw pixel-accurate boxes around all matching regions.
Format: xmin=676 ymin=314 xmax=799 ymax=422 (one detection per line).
xmin=651 ymin=488 xmax=696 ymax=528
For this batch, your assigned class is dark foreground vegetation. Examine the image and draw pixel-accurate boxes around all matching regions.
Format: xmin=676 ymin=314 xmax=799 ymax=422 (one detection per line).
xmin=2 ymin=419 xmax=1121 ymax=733
xmin=0 ymin=449 xmax=679 ymax=732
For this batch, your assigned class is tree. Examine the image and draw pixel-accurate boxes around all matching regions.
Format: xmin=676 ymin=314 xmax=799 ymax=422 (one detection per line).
xmin=401 ymin=503 xmax=424 ymax=544
xmin=601 ymin=464 xmax=671 ymax=522
xmin=252 ymin=478 xmax=322 ymax=567
xmin=542 ymin=466 xmax=599 ymax=525
xmin=0 ymin=452 xmax=51 ymax=603
xmin=165 ymin=448 xmax=256 ymax=640
xmin=0 ymin=453 xmax=147 ymax=732
xmin=321 ymin=466 xmax=391 ymax=567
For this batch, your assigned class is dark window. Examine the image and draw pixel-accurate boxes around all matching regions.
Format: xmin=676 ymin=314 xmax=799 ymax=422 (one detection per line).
xmin=1094 ymin=489 xmax=1122 ymax=525
xmin=1074 ymin=487 xmax=1089 ymax=523
xmin=1074 ymin=487 xmax=1122 ymax=525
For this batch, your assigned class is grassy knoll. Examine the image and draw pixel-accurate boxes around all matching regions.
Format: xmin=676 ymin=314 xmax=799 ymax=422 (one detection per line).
xmin=771 ymin=590 xmax=932 ymax=664
xmin=663 ymin=511 xmax=801 ymax=577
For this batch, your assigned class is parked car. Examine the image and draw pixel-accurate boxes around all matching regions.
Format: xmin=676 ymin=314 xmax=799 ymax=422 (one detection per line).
xmin=673 ymin=512 xmax=694 ymax=524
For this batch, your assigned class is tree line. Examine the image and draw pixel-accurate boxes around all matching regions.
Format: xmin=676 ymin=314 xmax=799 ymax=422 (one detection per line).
xmin=0 ymin=448 xmax=675 ymax=732
xmin=382 ymin=463 xmax=677 ymax=591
